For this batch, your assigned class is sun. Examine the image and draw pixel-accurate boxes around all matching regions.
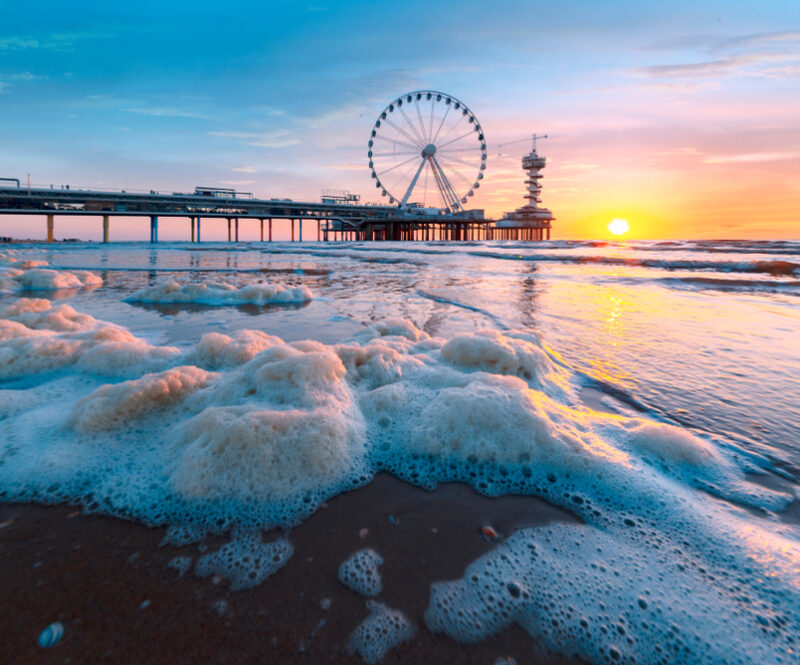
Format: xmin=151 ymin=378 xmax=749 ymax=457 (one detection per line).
xmin=607 ymin=218 xmax=630 ymax=236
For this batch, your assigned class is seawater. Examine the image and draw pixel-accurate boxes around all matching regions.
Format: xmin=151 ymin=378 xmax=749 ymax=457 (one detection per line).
xmin=1 ymin=239 xmax=799 ymax=664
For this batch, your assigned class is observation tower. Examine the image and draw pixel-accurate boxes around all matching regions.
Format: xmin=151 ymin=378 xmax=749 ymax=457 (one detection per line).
xmin=495 ymin=134 xmax=553 ymax=240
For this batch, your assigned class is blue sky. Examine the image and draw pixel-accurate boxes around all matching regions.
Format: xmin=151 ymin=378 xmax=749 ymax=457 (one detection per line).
xmin=1 ymin=0 xmax=798 ymax=239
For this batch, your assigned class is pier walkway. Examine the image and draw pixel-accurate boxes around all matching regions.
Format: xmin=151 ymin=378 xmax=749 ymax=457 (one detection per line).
xmin=0 ymin=184 xmax=498 ymax=242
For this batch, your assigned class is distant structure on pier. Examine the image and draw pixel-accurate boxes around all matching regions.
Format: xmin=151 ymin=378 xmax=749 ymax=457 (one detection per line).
xmin=495 ymin=134 xmax=553 ymax=240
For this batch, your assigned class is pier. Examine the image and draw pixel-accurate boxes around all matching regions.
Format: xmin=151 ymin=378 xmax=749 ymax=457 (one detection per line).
xmin=0 ymin=184 xmax=499 ymax=243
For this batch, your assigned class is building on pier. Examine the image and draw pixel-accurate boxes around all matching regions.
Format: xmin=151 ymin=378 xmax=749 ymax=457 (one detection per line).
xmin=494 ymin=135 xmax=553 ymax=241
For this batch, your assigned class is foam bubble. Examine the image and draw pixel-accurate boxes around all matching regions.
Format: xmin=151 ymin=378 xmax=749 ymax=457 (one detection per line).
xmin=195 ymin=530 xmax=293 ymax=590
xmin=338 ymin=548 xmax=383 ymax=597
xmin=125 ymin=280 xmax=312 ymax=306
xmin=347 ymin=601 xmax=415 ymax=665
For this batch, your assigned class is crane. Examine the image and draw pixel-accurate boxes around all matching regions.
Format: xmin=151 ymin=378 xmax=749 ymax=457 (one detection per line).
xmin=497 ymin=133 xmax=548 ymax=157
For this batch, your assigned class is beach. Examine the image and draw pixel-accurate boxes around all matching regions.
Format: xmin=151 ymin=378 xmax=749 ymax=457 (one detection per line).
xmin=1 ymin=240 xmax=799 ymax=664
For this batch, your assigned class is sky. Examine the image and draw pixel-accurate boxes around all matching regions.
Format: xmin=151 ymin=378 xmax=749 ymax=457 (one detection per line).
xmin=0 ymin=0 xmax=798 ymax=241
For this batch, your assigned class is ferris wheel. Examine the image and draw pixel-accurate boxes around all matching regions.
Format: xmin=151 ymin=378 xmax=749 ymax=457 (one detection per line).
xmin=367 ymin=91 xmax=487 ymax=212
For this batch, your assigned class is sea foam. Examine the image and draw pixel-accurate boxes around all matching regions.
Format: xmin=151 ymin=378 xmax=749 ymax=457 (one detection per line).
xmin=0 ymin=255 xmax=102 ymax=292
xmin=125 ymin=280 xmax=312 ymax=305
xmin=0 ymin=295 xmax=798 ymax=664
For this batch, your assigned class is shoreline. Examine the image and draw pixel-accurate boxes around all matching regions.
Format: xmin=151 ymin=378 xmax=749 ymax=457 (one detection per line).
xmin=1 ymin=473 xmax=582 ymax=665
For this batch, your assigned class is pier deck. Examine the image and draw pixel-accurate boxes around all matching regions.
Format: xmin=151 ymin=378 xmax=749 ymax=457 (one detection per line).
xmin=0 ymin=185 xmax=502 ymax=242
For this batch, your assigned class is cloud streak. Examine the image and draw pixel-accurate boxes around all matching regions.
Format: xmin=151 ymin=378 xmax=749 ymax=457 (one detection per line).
xmin=208 ymin=130 xmax=301 ymax=148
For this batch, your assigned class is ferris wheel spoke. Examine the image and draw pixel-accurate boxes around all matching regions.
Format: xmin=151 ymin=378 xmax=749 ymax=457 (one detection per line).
xmin=398 ymin=106 xmax=427 ymax=147
xmin=431 ymin=155 xmax=462 ymax=212
xmin=436 ymin=152 xmax=480 ymax=169
xmin=438 ymin=129 xmax=475 ymax=151
xmin=373 ymin=135 xmax=423 ymax=152
xmin=438 ymin=156 xmax=475 ymax=189
xmin=386 ymin=159 xmax=422 ymax=200
xmin=428 ymin=99 xmax=436 ymax=146
xmin=376 ymin=154 xmax=421 ymax=177
xmin=428 ymin=158 xmax=448 ymax=209
xmin=414 ymin=100 xmax=429 ymax=144
xmin=433 ymin=110 xmax=469 ymax=146
xmin=431 ymin=103 xmax=452 ymax=144
xmin=438 ymin=145 xmax=482 ymax=154
xmin=422 ymin=158 xmax=430 ymax=207
xmin=371 ymin=150 xmax=420 ymax=157
xmin=383 ymin=116 xmax=425 ymax=150
xmin=400 ymin=157 xmax=428 ymax=206
xmin=375 ymin=135 xmax=421 ymax=152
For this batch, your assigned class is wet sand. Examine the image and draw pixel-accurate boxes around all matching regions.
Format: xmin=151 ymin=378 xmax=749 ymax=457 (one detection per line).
xmin=0 ymin=474 xmax=583 ymax=665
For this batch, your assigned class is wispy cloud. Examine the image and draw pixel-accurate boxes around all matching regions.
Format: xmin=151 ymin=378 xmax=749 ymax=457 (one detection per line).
xmin=220 ymin=179 xmax=255 ymax=186
xmin=558 ymin=162 xmax=599 ymax=171
xmin=323 ymin=162 xmax=365 ymax=171
xmin=298 ymin=104 xmax=365 ymax=130
xmin=0 ymin=28 xmax=121 ymax=51
xmin=637 ymin=30 xmax=800 ymax=80
xmin=704 ymin=152 xmax=799 ymax=164
xmin=208 ymin=130 xmax=301 ymax=148
xmin=126 ymin=105 xmax=212 ymax=119
xmin=0 ymin=71 xmax=36 ymax=93
xmin=714 ymin=30 xmax=800 ymax=51
xmin=232 ymin=166 xmax=256 ymax=173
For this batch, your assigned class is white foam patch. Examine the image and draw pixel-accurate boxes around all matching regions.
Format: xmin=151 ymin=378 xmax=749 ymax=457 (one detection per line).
xmin=125 ymin=280 xmax=312 ymax=305
xmin=441 ymin=329 xmax=573 ymax=400
xmin=186 ymin=330 xmax=282 ymax=369
xmin=347 ymin=601 xmax=415 ymax=665
xmin=338 ymin=548 xmax=383 ymax=597
xmin=69 ymin=366 xmax=217 ymax=433
xmin=195 ymin=530 xmax=293 ymax=590
xmin=425 ymin=520 xmax=800 ymax=665
xmin=1 ymin=299 xmax=798 ymax=663
xmin=0 ymin=266 xmax=101 ymax=292
xmin=0 ymin=300 xmax=180 ymax=379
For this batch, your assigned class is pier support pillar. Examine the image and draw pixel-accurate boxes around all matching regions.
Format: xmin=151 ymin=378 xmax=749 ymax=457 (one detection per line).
xmin=317 ymin=220 xmax=320 ymax=242
xmin=227 ymin=219 xmax=232 ymax=242
xmin=291 ymin=219 xmax=295 ymax=242
xmin=298 ymin=219 xmax=303 ymax=243
xmin=150 ymin=216 xmax=159 ymax=243
xmin=197 ymin=217 xmax=202 ymax=242
xmin=260 ymin=219 xmax=264 ymax=242
xmin=46 ymin=214 xmax=54 ymax=243
xmin=269 ymin=219 xmax=272 ymax=242
xmin=103 ymin=215 xmax=110 ymax=243
xmin=235 ymin=218 xmax=239 ymax=242
xmin=191 ymin=217 xmax=195 ymax=242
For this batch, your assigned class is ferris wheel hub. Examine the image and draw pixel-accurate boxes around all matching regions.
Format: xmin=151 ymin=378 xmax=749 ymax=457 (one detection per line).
xmin=421 ymin=143 xmax=437 ymax=157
